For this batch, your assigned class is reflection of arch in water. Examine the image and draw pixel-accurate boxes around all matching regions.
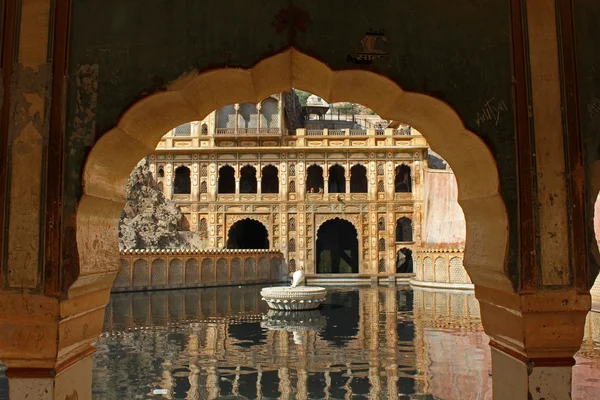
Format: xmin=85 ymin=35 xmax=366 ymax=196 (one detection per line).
xmin=396 ymin=248 xmax=413 ymax=273
xmin=319 ymin=290 xmax=360 ymax=347
xmin=227 ymin=218 xmax=269 ymax=249
xmin=316 ymin=218 xmax=359 ymax=273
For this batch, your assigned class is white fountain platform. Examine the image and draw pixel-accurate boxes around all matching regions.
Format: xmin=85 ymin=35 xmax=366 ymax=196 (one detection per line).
xmin=261 ymin=286 xmax=327 ymax=310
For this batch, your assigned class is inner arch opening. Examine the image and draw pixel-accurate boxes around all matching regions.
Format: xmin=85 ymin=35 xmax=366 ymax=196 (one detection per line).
xmin=316 ymin=218 xmax=359 ymax=274
xmin=227 ymin=219 xmax=269 ymax=250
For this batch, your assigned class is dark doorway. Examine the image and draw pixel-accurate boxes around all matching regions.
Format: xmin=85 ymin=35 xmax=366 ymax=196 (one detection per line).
xmin=396 ymin=248 xmax=413 ymax=273
xmin=316 ymin=218 xmax=359 ymax=273
xmin=328 ymin=164 xmax=346 ymax=193
xmin=306 ymin=164 xmax=324 ymax=193
xmin=173 ymin=166 xmax=191 ymax=194
xmin=227 ymin=219 xmax=269 ymax=249
xmin=395 ymin=164 xmax=412 ymax=192
xmin=350 ymin=164 xmax=367 ymax=193
xmin=261 ymin=165 xmax=279 ymax=193
xmin=396 ymin=217 xmax=413 ymax=242
xmin=240 ymin=165 xmax=257 ymax=193
xmin=218 ymin=165 xmax=235 ymax=193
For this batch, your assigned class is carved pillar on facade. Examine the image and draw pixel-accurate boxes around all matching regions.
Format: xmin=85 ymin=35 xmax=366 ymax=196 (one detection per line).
xmin=369 ymin=204 xmax=378 ymax=274
xmin=369 ymin=158 xmax=377 ymax=201
xmin=323 ymin=164 xmax=329 ymax=195
xmin=209 ymin=205 xmax=218 ymax=248
xmin=234 ymin=164 xmax=240 ymax=195
xmin=298 ymin=159 xmax=306 ymax=201
xmin=165 ymin=160 xmax=173 ymax=199
xmin=257 ymin=164 xmax=262 ymax=195
xmin=280 ymin=159 xmax=287 ymax=200
xmin=387 ymin=206 xmax=395 ymax=274
xmin=209 ymin=160 xmax=217 ymax=201
xmin=256 ymin=102 xmax=262 ymax=133
xmin=191 ymin=161 xmax=199 ymax=201
xmin=386 ymin=159 xmax=394 ymax=201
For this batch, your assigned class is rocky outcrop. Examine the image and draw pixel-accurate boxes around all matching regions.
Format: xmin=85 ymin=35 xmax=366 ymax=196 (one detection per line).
xmin=119 ymin=158 xmax=189 ymax=250
xmin=284 ymin=90 xmax=305 ymax=131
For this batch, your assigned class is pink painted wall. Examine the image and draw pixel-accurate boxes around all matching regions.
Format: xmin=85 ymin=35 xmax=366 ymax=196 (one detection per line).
xmin=422 ymin=170 xmax=466 ymax=248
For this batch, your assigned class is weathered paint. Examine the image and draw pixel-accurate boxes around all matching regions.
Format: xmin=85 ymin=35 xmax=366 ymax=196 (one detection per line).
xmin=7 ymin=0 xmax=52 ymax=288
xmin=526 ymin=0 xmax=571 ymax=286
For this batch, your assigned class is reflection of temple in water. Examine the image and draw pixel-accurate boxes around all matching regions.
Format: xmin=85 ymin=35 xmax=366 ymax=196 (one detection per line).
xmin=95 ymin=286 xmax=557 ymax=399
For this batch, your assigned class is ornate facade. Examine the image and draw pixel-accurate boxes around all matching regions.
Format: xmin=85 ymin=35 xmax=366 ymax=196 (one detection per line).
xmin=147 ymin=94 xmax=433 ymax=278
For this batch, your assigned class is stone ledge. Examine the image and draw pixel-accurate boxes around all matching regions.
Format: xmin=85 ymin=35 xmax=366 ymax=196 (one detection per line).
xmin=409 ymin=279 xmax=474 ymax=291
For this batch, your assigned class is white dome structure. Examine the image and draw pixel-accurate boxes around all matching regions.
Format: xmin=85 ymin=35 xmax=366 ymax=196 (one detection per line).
xmin=306 ymin=94 xmax=329 ymax=107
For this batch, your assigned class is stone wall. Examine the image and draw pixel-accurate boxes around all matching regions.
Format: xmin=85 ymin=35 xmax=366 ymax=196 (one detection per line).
xmin=413 ymin=249 xmax=470 ymax=286
xmin=114 ymin=249 xmax=285 ymax=292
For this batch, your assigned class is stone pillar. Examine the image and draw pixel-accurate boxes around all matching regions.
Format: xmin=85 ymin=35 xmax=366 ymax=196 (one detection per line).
xmin=209 ymin=161 xmax=217 ymax=201
xmin=257 ymin=166 xmax=262 ymax=195
xmin=298 ymin=160 xmax=306 ymax=201
xmin=280 ymin=160 xmax=288 ymax=200
xmin=191 ymin=161 xmax=200 ymax=201
xmin=165 ymin=161 xmax=173 ymax=199
xmin=467 ymin=2 xmax=592 ymax=398
xmin=323 ymin=166 xmax=329 ymax=195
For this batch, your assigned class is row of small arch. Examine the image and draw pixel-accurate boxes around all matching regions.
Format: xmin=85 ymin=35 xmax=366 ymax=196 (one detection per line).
xmin=160 ymin=163 xmax=413 ymax=195
xmin=114 ymin=256 xmax=283 ymax=288
xmin=414 ymin=256 xmax=469 ymax=284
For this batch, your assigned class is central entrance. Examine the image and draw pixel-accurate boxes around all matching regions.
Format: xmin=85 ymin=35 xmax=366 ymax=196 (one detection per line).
xmin=227 ymin=219 xmax=269 ymax=249
xmin=316 ymin=218 xmax=359 ymax=273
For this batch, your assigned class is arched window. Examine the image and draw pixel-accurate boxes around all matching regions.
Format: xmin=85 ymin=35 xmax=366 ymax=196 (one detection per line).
xmin=260 ymin=99 xmax=280 ymax=129
xmin=199 ymin=218 xmax=208 ymax=235
xmin=201 ymin=164 xmax=207 ymax=177
xmin=261 ymin=165 xmax=279 ymax=193
xmin=378 ymin=217 xmax=385 ymax=231
xmin=158 ymin=166 xmax=165 ymax=178
xmin=395 ymin=164 xmax=412 ymax=193
xmin=328 ymin=164 xmax=346 ymax=193
xmin=378 ymin=180 xmax=385 ymax=193
xmin=377 ymin=162 xmax=385 ymax=176
xmin=289 ymin=238 xmax=296 ymax=252
xmin=396 ymin=217 xmax=413 ymax=242
xmin=201 ymin=123 xmax=208 ymax=135
xmin=216 ymin=104 xmax=236 ymax=129
xmin=289 ymin=180 xmax=296 ymax=193
xmin=379 ymin=238 xmax=386 ymax=251
xmin=200 ymin=181 xmax=207 ymax=193
xmin=174 ymin=166 xmax=191 ymax=194
xmin=238 ymin=103 xmax=258 ymax=130
xmin=306 ymin=165 xmax=324 ymax=193
xmin=218 ymin=165 xmax=235 ymax=193
xmin=289 ymin=163 xmax=296 ymax=176
xmin=174 ymin=123 xmax=191 ymax=136
xmin=289 ymin=217 xmax=296 ymax=232
xmin=379 ymin=259 xmax=386 ymax=273
xmin=289 ymin=259 xmax=296 ymax=273
xmin=240 ymin=165 xmax=257 ymax=193
xmin=350 ymin=164 xmax=368 ymax=193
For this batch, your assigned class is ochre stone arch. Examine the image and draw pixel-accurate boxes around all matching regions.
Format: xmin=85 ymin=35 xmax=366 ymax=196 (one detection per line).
xmin=226 ymin=217 xmax=270 ymax=249
xmin=78 ymin=48 xmax=509 ymax=296
xmin=315 ymin=216 xmax=359 ymax=235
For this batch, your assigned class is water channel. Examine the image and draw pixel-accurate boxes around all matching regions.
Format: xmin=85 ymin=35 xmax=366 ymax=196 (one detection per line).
xmin=0 ymin=285 xmax=598 ymax=399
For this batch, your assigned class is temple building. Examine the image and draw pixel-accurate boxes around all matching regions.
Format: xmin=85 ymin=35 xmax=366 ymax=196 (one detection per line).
xmin=137 ymin=92 xmax=465 ymax=283
xmin=3 ymin=2 xmax=600 ymax=398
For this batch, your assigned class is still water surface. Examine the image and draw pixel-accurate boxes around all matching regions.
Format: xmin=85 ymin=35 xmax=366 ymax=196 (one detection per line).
xmin=91 ymin=285 xmax=600 ymax=399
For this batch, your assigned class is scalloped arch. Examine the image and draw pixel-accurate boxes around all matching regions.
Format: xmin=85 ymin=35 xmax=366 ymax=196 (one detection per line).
xmin=316 ymin=217 xmax=359 ymax=238
xmin=75 ymin=48 xmax=510 ymax=296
